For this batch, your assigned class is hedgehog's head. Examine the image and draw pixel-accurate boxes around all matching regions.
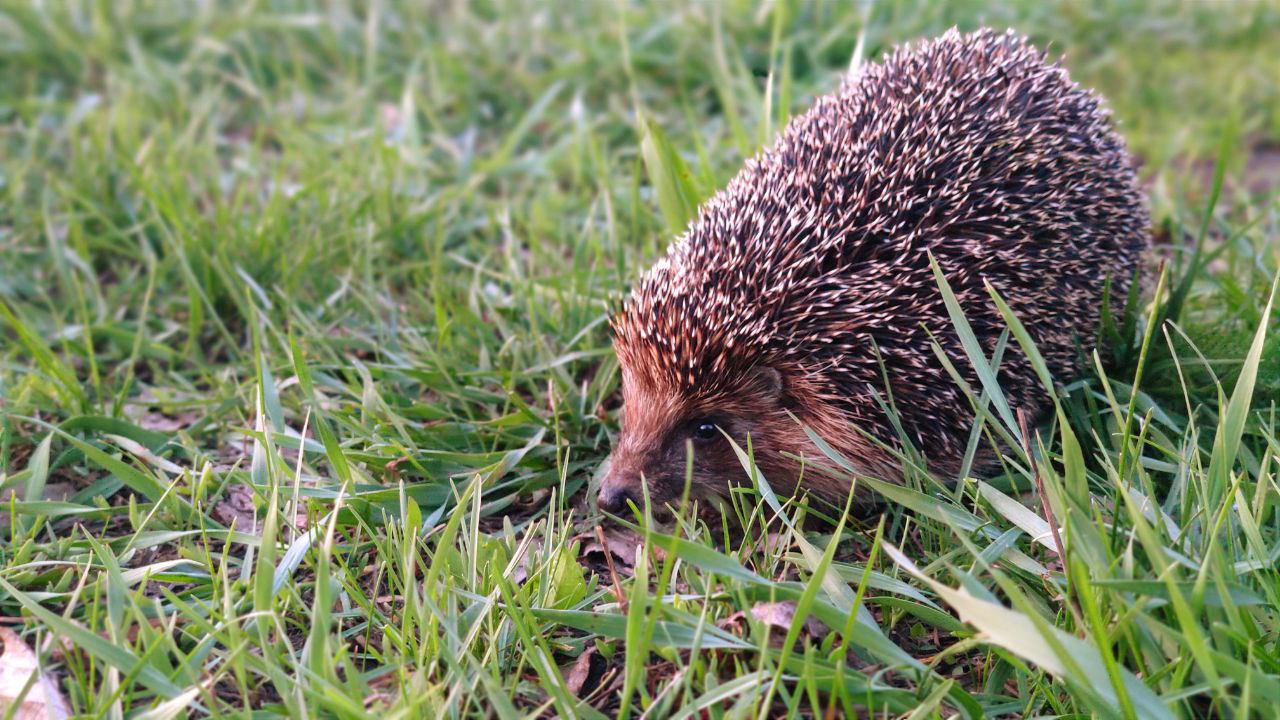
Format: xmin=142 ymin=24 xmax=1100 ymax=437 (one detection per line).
xmin=600 ymin=307 xmax=894 ymax=517
xmin=599 ymin=240 xmax=891 ymax=517
xmin=599 ymin=253 xmax=808 ymax=516
xmin=597 ymin=361 xmax=790 ymax=516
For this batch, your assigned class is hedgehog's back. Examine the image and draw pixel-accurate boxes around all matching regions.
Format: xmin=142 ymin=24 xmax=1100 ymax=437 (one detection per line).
xmin=616 ymin=28 xmax=1149 ymax=467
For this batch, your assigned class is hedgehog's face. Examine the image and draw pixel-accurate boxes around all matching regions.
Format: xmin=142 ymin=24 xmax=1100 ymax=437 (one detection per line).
xmin=597 ymin=365 xmax=786 ymax=517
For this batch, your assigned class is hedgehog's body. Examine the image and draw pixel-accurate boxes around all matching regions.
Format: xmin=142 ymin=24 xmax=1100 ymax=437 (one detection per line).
xmin=598 ymin=29 xmax=1148 ymax=515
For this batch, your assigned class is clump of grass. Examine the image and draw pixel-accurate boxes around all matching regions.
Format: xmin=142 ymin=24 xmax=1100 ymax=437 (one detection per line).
xmin=1 ymin=1 xmax=1278 ymax=717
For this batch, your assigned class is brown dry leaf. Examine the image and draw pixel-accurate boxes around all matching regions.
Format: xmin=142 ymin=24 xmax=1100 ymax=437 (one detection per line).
xmin=721 ymin=601 xmax=827 ymax=645
xmin=41 ymin=484 xmax=73 ymax=502
xmin=510 ymin=537 xmax=543 ymax=585
xmin=0 ymin=627 xmax=71 ymax=720
xmin=0 ymin=483 xmax=76 ymax=527
xmin=562 ymin=647 xmax=604 ymax=698
xmin=750 ymin=601 xmax=827 ymax=636
xmin=1 ymin=483 xmax=74 ymax=504
xmin=757 ymin=531 xmax=791 ymax=556
xmin=134 ymin=412 xmax=187 ymax=433
xmin=576 ymin=525 xmax=643 ymax=573
xmin=213 ymin=484 xmax=258 ymax=533
xmin=123 ymin=401 xmax=198 ymax=433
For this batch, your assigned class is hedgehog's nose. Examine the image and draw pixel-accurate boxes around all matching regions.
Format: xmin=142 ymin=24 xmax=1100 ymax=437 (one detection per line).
xmin=598 ymin=484 xmax=637 ymax=515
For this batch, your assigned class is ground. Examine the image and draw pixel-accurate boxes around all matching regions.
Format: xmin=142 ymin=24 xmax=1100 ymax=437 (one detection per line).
xmin=1 ymin=1 xmax=1278 ymax=718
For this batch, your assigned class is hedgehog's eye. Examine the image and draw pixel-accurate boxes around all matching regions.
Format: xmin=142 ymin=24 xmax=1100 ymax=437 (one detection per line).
xmin=691 ymin=422 xmax=719 ymax=442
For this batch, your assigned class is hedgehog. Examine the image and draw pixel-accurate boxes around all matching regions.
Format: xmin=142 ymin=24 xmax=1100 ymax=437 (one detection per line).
xmin=597 ymin=28 xmax=1149 ymax=516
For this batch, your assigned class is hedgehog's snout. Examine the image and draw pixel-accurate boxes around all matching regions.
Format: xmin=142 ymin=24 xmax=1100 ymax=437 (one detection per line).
xmin=596 ymin=451 xmax=642 ymax=514
xmin=597 ymin=482 xmax=637 ymax=515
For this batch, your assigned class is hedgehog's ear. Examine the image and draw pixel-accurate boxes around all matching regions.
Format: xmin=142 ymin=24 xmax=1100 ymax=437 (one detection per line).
xmin=750 ymin=365 xmax=784 ymax=403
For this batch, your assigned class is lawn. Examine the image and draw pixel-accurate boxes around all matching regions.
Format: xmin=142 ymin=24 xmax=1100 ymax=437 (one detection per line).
xmin=1 ymin=1 xmax=1278 ymax=717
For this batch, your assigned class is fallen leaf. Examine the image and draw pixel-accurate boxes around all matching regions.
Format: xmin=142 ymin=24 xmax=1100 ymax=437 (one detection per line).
xmin=0 ymin=483 xmax=75 ymax=527
xmin=721 ymin=600 xmax=827 ymax=645
xmin=2 ymin=484 xmax=73 ymax=503
xmin=576 ymin=525 xmax=643 ymax=573
xmin=510 ymin=537 xmax=544 ymax=585
xmin=0 ymin=627 xmax=71 ymax=720
xmin=212 ymin=484 xmax=257 ymax=533
xmin=750 ymin=601 xmax=827 ymax=636
xmin=123 ymin=402 xmax=197 ymax=433
xmin=562 ymin=647 xmax=604 ymax=698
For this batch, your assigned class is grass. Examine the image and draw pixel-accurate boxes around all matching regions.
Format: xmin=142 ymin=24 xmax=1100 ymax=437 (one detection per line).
xmin=1 ymin=0 xmax=1278 ymax=717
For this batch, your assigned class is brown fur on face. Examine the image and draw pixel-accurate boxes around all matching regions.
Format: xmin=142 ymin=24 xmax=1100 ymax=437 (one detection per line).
xmin=596 ymin=362 xmax=896 ymax=516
